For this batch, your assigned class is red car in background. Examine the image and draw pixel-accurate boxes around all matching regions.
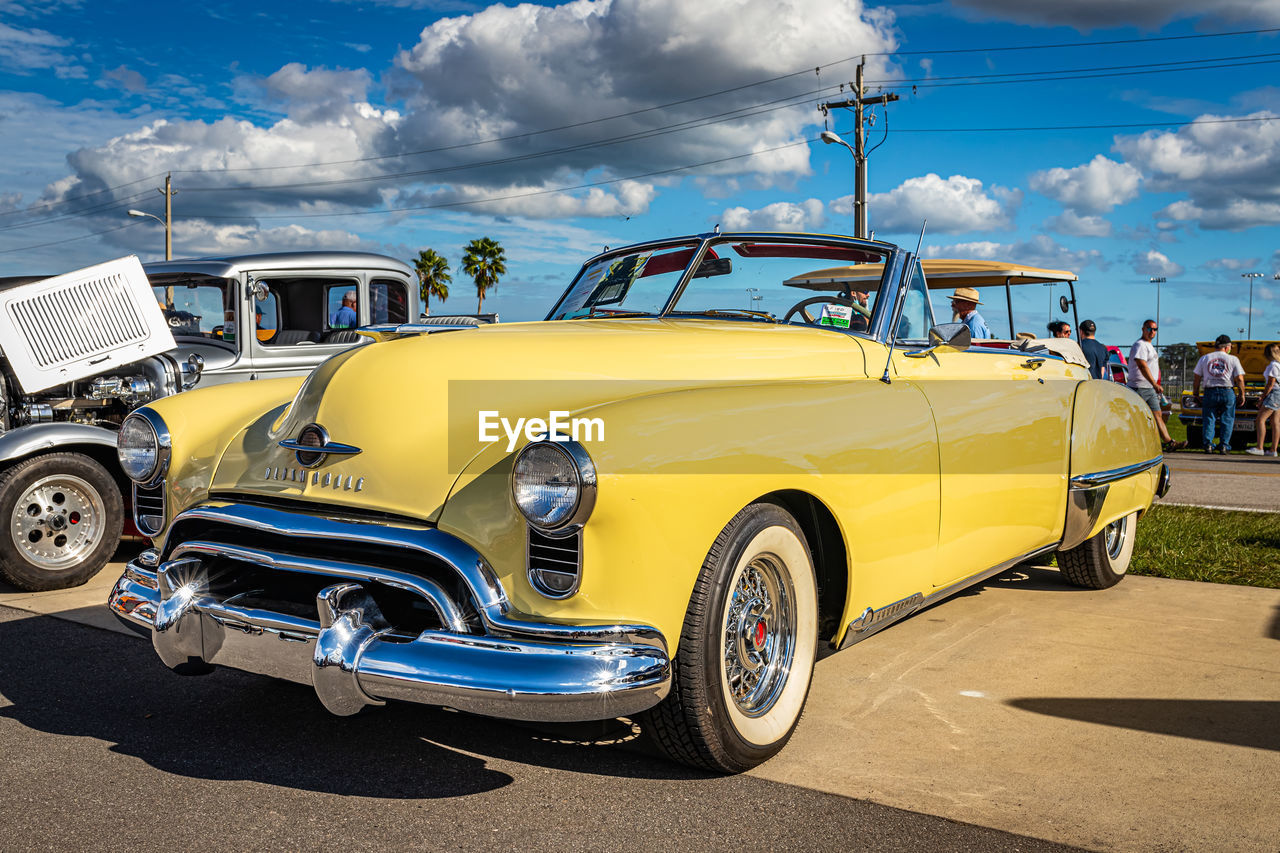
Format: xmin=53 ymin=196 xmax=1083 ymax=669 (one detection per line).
xmin=1105 ymin=345 xmax=1128 ymax=384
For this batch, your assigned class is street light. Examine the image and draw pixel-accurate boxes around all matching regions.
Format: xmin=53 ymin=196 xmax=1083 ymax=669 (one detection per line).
xmin=820 ymin=130 xmax=860 ymax=236
xmin=1149 ymin=277 xmax=1165 ymax=346
xmin=128 ymin=209 xmax=170 ymax=260
xmin=745 ymin=287 xmax=759 ymax=310
xmin=1241 ymin=272 xmax=1263 ymax=338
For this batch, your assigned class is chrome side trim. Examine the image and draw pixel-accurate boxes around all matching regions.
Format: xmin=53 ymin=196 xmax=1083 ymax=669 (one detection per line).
xmin=837 ymin=592 xmax=923 ymax=649
xmin=837 ymin=543 xmax=1060 ymax=650
xmin=1069 ymin=455 xmax=1163 ymax=489
xmin=159 ymin=503 xmax=665 ymax=652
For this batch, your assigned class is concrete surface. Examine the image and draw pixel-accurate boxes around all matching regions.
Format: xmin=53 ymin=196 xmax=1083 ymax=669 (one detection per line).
xmin=2 ymin=548 xmax=1277 ymax=851
xmin=1160 ymin=452 xmax=1280 ymax=512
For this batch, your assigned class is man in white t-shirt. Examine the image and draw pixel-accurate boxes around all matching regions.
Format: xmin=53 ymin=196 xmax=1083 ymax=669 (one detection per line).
xmin=1127 ymin=319 xmax=1181 ymax=450
xmin=1192 ymin=334 xmax=1246 ymax=454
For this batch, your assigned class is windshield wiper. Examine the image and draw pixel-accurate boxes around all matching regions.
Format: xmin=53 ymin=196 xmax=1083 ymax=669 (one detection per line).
xmin=581 ymin=306 xmax=653 ymax=318
xmin=673 ymin=309 xmax=779 ymax=323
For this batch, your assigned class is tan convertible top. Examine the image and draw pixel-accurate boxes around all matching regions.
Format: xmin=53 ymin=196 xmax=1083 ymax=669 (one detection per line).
xmin=784 ymin=259 xmax=1078 ymax=292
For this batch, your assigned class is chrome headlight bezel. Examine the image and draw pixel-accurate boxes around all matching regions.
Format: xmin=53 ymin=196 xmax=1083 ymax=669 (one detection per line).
xmin=117 ymin=408 xmax=171 ymax=486
xmin=511 ymin=439 xmax=597 ymax=532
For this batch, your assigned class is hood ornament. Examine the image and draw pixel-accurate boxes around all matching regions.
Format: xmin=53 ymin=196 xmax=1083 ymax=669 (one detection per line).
xmin=278 ymin=423 xmax=362 ymax=468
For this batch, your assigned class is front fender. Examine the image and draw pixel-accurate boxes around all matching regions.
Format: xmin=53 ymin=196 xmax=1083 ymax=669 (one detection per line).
xmin=143 ymin=376 xmax=306 ymax=538
xmin=0 ymin=422 xmax=118 ymax=465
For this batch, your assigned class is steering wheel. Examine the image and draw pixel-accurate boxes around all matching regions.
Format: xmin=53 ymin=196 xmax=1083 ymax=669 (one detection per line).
xmin=783 ymin=294 xmax=870 ymax=326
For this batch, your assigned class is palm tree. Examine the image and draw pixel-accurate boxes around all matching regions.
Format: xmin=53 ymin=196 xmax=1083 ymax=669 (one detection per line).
xmin=413 ymin=248 xmax=451 ymax=316
xmin=462 ymin=237 xmax=506 ymax=314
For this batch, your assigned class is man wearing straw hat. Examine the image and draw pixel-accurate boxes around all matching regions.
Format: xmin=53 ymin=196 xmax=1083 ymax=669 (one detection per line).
xmin=949 ymin=286 xmax=991 ymax=339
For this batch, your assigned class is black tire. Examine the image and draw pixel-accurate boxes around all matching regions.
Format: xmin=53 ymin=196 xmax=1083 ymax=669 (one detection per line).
xmin=644 ymin=502 xmax=818 ymax=773
xmin=1057 ymin=511 xmax=1136 ymax=590
xmin=0 ymin=452 xmax=124 ymax=591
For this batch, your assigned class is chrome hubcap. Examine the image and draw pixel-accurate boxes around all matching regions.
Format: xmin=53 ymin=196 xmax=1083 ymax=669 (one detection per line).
xmin=8 ymin=474 xmax=106 ymax=570
xmin=723 ymin=553 xmax=795 ymax=717
xmin=1104 ymin=515 xmax=1128 ymax=563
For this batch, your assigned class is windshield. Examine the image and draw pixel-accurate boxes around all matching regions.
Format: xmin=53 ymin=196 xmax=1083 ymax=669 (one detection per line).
xmin=547 ymin=238 xmax=893 ymax=333
xmin=151 ymin=277 xmax=234 ymax=340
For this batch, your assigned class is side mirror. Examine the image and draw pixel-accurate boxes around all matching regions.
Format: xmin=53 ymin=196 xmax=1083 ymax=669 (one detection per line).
xmin=248 ymin=280 xmax=270 ymax=302
xmin=905 ymin=323 xmax=970 ymax=359
xmin=929 ymin=322 xmax=971 ymax=351
xmin=1059 ymin=294 xmax=1071 ymax=314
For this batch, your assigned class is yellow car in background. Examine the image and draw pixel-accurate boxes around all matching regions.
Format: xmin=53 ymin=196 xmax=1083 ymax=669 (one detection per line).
xmin=108 ymin=232 xmax=1168 ymax=772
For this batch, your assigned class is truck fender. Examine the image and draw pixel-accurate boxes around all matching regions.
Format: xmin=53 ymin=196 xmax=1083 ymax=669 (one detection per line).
xmin=0 ymin=423 xmax=118 ymax=466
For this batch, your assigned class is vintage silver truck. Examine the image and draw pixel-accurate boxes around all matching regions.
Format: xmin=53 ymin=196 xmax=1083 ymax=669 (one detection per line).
xmin=0 ymin=250 xmax=420 ymax=591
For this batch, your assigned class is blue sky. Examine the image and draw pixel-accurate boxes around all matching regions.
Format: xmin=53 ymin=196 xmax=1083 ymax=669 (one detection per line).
xmin=1 ymin=0 xmax=1278 ymax=345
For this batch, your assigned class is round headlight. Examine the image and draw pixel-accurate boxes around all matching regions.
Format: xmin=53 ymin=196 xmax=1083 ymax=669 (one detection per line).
xmin=118 ymin=410 xmax=170 ymax=484
xmin=512 ymin=441 xmax=596 ymax=530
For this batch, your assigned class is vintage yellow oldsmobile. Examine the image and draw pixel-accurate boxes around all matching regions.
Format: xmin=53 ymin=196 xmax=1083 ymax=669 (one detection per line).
xmin=108 ymin=232 xmax=1170 ymax=773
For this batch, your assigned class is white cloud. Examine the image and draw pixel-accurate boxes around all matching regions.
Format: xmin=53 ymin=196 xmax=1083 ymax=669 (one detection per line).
xmin=27 ymin=0 xmax=899 ymax=226
xmin=857 ymin=174 xmax=1020 ymax=234
xmin=947 ymin=0 xmax=1280 ymax=30
xmin=1133 ymin=249 xmax=1185 ymax=278
xmin=1202 ymin=257 xmax=1262 ymax=272
xmin=720 ymin=199 xmax=825 ymax=231
xmin=1115 ymin=112 xmax=1280 ymax=230
xmin=1029 ymin=155 xmax=1141 ymax=215
xmin=924 ymin=234 xmax=1106 ymax=271
xmin=1044 ymin=210 xmax=1112 ymax=238
xmin=0 ymin=21 xmax=84 ymax=77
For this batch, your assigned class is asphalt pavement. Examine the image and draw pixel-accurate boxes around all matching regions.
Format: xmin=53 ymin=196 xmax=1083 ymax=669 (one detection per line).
xmin=1 ymin=546 xmax=1277 ymax=852
xmin=1160 ymin=451 xmax=1280 ymax=512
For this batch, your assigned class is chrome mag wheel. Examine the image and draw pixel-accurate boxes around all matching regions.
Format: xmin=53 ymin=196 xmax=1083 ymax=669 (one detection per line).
xmin=9 ymin=473 xmax=107 ymax=571
xmin=1103 ymin=514 xmax=1129 ymax=565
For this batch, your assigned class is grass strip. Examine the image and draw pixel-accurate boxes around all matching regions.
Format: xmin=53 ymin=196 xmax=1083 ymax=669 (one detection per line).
xmin=1127 ymin=504 xmax=1280 ymax=588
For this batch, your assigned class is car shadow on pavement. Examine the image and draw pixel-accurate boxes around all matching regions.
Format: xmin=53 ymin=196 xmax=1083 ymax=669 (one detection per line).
xmin=0 ymin=609 xmax=710 ymax=797
xmin=1005 ymin=698 xmax=1280 ymax=752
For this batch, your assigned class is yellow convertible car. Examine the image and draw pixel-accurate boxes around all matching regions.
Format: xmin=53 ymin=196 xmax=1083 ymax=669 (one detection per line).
xmin=108 ymin=232 xmax=1169 ymax=772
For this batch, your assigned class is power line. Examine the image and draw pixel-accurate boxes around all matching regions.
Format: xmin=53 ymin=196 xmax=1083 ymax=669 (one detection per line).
xmin=867 ymin=50 xmax=1280 ymax=85
xmin=155 ymin=27 xmax=1280 ymax=177
xmin=0 ymin=174 xmax=165 ymax=221
xmin=890 ymin=115 xmax=1276 ymax=133
xmin=0 ymin=221 xmax=143 ymax=256
xmin=889 ymin=57 xmax=1280 ymax=89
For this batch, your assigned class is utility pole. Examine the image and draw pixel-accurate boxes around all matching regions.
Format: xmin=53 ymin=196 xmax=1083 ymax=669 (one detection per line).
xmin=1149 ymin=276 xmax=1165 ymax=346
xmin=819 ymin=59 xmax=899 ymax=239
xmin=158 ymin=173 xmax=175 ymax=260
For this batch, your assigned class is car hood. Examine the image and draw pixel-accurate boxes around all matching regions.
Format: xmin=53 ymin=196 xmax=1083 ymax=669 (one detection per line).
xmin=209 ymin=319 xmax=869 ymax=521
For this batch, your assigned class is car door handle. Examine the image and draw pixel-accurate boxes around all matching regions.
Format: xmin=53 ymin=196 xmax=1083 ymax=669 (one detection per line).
xmin=1019 ymin=358 xmax=1046 ymax=370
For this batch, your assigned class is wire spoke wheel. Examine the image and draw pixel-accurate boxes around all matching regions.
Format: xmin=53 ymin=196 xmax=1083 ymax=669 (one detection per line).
xmin=722 ymin=554 xmax=795 ymax=718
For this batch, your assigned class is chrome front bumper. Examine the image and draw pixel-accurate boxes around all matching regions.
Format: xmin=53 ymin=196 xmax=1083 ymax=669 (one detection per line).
xmin=109 ymin=505 xmax=670 ymax=723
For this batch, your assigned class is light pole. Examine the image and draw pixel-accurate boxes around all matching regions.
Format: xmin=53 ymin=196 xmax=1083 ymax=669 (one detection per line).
xmin=127 ymin=209 xmax=170 ymax=260
xmin=745 ymin=288 xmax=758 ymax=310
xmin=1149 ymin=277 xmax=1165 ymax=346
xmin=1241 ymin=272 xmax=1263 ymax=338
xmin=820 ymin=130 xmax=861 ymax=237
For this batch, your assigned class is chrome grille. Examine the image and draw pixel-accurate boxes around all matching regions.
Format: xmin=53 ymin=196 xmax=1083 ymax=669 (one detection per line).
xmin=527 ymin=527 xmax=582 ymax=598
xmin=133 ymin=483 xmax=165 ymax=536
xmin=9 ymin=272 xmax=148 ymax=368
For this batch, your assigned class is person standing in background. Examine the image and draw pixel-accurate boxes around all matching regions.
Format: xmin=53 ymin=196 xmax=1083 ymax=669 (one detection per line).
xmin=1246 ymin=342 xmax=1280 ymax=457
xmin=1079 ymin=320 xmax=1108 ymax=380
xmin=1192 ymin=334 xmax=1246 ymax=454
xmin=1128 ymin=319 xmax=1183 ymax=451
